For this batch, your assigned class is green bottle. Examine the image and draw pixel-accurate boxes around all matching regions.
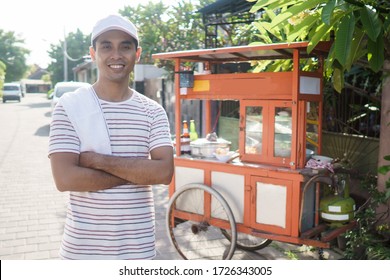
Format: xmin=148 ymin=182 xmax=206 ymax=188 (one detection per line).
xmin=189 ymin=120 xmax=198 ymax=141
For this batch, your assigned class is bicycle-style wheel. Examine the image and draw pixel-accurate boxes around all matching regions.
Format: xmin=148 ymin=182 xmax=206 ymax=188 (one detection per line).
xmin=166 ymin=183 xmax=237 ymax=260
xmin=221 ymin=229 xmax=272 ymax=251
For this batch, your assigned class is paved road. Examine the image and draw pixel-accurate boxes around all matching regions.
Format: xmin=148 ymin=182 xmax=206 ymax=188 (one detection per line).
xmin=0 ymin=94 xmax=67 ymax=259
xmin=0 ymin=94 xmax=342 ymax=260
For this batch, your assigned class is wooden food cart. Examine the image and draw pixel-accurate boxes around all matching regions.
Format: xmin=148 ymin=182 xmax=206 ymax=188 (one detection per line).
xmin=153 ymin=42 xmax=356 ymax=260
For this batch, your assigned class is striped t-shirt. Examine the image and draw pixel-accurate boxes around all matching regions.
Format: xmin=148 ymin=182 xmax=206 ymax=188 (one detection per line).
xmin=49 ymin=89 xmax=172 ymax=260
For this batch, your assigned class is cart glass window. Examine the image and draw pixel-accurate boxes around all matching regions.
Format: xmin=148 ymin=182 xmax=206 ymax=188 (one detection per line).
xmin=245 ymin=106 xmax=263 ymax=155
xmin=306 ymin=102 xmax=319 ymax=154
xmin=274 ymin=107 xmax=292 ymax=158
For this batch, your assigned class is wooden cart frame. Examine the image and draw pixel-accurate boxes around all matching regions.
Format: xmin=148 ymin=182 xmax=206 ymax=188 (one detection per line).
xmin=153 ymin=42 xmax=356 ymax=260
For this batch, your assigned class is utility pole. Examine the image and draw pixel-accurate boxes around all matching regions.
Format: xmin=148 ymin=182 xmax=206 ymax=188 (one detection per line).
xmin=63 ymin=29 xmax=68 ymax=81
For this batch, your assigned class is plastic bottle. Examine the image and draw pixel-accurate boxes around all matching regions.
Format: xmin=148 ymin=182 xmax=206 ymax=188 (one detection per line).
xmin=189 ymin=120 xmax=198 ymax=141
xmin=180 ymin=120 xmax=191 ymax=155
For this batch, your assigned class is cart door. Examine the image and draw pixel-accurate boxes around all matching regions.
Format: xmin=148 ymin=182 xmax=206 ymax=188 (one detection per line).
xmin=250 ymin=176 xmax=292 ymax=236
xmin=240 ymin=100 xmax=294 ymax=167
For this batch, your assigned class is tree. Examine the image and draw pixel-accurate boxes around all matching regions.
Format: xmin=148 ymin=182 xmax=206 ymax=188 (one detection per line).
xmin=250 ymin=0 xmax=389 ymax=90
xmin=120 ymin=0 xmax=214 ymax=67
xmin=47 ymin=29 xmax=90 ymax=86
xmin=0 ymin=60 xmax=5 ymax=90
xmin=249 ymin=0 xmax=390 ymax=223
xmin=120 ymin=1 xmax=169 ymax=65
xmin=0 ymin=30 xmax=30 ymax=82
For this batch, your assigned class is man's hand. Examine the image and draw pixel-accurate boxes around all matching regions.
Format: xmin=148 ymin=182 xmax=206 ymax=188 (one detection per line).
xmin=77 ymin=147 xmax=174 ymax=186
xmin=79 ymin=151 xmax=101 ymax=169
xmin=50 ymin=152 xmax=129 ymax=192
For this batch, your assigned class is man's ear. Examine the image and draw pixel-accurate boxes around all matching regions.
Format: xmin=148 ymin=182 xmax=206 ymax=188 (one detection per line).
xmin=89 ymin=46 xmax=96 ymax=61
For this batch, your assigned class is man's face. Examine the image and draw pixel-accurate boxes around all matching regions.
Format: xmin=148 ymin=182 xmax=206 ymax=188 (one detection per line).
xmin=90 ymin=30 xmax=141 ymax=83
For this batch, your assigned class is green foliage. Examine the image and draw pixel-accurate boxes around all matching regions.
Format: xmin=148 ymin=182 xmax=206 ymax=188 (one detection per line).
xmin=0 ymin=30 xmax=30 ymax=82
xmin=366 ymin=245 xmax=390 ymax=260
xmin=343 ymin=160 xmax=390 ymax=259
xmin=47 ymin=29 xmax=90 ymax=86
xmin=270 ymin=0 xmax=324 ymax=29
xmin=321 ymin=0 xmax=336 ymax=25
xmin=0 ymin=60 xmax=5 ymax=90
xmin=378 ymin=155 xmax=390 ymax=200
xmin=285 ymin=250 xmax=299 ymax=260
xmin=335 ymin=13 xmax=355 ymax=66
xmin=121 ymin=0 xmax=258 ymax=73
xmin=120 ymin=1 xmax=170 ymax=64
xmin=46 ymin=0 xmax=255 ymax=81
xmin=250 ymin=0 xmax=390 ymax=92
xmin=248 ymin=8 xmax=327 ymax=73
xmin=360 ymin=5 xmax=382 ymax=41
xmin=120 ymin=0 xmax=216 ymax=65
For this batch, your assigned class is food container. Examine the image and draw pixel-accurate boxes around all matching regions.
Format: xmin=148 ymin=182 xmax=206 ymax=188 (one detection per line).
xmin=190 ymin=138 xmax=231 ymax=158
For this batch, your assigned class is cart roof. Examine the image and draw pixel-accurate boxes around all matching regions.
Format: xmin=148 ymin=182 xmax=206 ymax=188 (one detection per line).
xmin=152 ymin=41 xmax=331 ymax=63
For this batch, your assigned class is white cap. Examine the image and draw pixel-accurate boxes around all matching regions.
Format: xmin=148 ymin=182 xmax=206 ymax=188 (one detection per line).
xmin=91 ymin=15 xmax=139 ymax=45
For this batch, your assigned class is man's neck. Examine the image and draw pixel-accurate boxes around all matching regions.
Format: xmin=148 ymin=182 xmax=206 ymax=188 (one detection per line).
xmin=93 ymin=80 xmax=132 ymax=102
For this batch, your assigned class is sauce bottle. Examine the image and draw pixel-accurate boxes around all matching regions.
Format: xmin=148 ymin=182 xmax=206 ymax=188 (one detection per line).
xmin=180 ymin=120 xmax=191 ymax=155
xmin=189 ymin=120 xmax=198 ymax=141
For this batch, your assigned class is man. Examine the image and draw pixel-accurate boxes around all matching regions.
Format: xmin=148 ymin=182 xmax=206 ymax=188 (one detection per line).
xmin=49 ymin=14 xmax=174 ymax=260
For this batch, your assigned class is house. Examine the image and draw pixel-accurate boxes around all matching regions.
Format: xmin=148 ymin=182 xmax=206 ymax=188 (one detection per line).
xmin=22 ymin=65 xmax=51 ymax=93
xmin=72 ymin=58 xmax=168 ymax=107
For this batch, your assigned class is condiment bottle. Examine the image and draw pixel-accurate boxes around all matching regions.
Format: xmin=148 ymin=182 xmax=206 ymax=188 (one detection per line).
xmin=180 ymin=120 xmax=191 ymax=155
xmin=189 ymin=120 xmax=198 ymax=141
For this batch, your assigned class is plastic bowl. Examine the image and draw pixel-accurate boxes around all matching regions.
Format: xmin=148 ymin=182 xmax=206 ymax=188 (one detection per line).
xmin=311 ymin=155 xmax=333 ymax=164
xmin=214 ymin=151 xmax=236 ymax=163
xmin=306 ymin=149 xmax=314 ymax=161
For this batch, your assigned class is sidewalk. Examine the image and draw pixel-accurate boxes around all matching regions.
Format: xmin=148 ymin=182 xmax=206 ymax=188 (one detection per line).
xmin=0 ymin=183 xmax=343 ymax=260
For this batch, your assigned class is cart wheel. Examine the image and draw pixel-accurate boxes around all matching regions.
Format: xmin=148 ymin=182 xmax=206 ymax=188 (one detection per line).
xmin=221 ymin=229 xmax=272 ymax=251
xmin=166 ymin=183 xmax=237 ymax=260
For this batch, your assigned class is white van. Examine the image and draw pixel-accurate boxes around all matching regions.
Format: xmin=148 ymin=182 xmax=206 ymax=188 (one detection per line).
xmin=2 ymin=83 xmax=22 ymax=103
xmin=51 ymin=81 xmax=90 ymax=111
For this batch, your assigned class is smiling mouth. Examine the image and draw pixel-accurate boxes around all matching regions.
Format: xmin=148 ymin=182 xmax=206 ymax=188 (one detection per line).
xmin=109 ymin=64 xmax=125 ymax=69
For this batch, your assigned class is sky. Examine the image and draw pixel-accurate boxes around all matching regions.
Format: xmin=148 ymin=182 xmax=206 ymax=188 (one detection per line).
xmin=0 ymin=0 xmax=177 ymax=68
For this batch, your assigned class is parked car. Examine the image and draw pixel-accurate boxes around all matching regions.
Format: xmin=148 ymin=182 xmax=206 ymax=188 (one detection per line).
xmin=51 ymin=81 xmax=90 ymax=111
xmin=2 ymin=83 xmax=22 ymax=103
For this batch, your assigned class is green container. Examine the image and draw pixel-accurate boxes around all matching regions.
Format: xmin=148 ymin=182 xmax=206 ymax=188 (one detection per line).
xmin=320 ymin=194 xmax=356 ymax=224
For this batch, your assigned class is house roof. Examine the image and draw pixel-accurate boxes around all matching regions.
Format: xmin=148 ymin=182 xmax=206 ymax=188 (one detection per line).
xmin=21 ymin=79 xmax=50 ymax=85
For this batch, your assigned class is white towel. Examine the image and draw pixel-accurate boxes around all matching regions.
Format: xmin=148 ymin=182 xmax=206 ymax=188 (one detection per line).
xmin=60 ymin=86 xmax=112 ymax=155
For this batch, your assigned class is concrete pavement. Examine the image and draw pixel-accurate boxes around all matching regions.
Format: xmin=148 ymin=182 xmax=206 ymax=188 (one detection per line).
xmin=0 ymin=94 xmax=342 ymax=260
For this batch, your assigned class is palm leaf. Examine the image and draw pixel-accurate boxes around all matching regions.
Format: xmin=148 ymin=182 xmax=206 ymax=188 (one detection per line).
xmin=334 ymin=13 xmax=355 ymax=65
xmin=332 ymin=66 xmax=344 ymax=93
xmin=268 ymin=0 xmax=297 ymax=10
xmin=250 ymin=0 xmax=297 ymax=12
xmin=345 ymin=28 xmax=366 ymax=70
xmin=252 ymin=22 xmax=269 ymax=35
xmin=367 ymin=36 xmax=384 ymax=72
xmin=384 ymin=14 xmax=390 ymax=31
xmin=265 ymin=8 xmax=277 ymax=21
xmin=287 ymin=12 xmax=319 ymax=42
xmin=360 ymin=6 xmax=382 ymax=41
xmin=271 ymin=0 xmax=323 ymax=28
xmin=322 ymin=0 xmax=337 ymax=25
xmin=307 ymin=22 xmax=333 ymax=53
